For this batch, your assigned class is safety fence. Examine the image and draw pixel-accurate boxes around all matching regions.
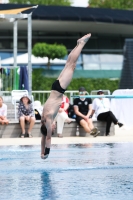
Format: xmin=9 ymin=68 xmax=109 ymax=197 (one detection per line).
xmin=0 ymin=90 xmax=79 ymax=120
xmin=32 ymin=90 xmax=79 ymax=105
xmin=1 ymin=90 xmax=79 ymax=103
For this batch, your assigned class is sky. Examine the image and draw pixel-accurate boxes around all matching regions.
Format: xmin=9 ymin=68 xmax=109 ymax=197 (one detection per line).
xmin=71 ymin=0 xmax=89 ymax=7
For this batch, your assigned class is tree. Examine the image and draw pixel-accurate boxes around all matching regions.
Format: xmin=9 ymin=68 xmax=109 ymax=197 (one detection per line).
xmin=32 ymin=43 xmax=67 ymax=69
xmin=89 ymin=0 xmax=133 ymax=10
xmin=9 ymin=0 xmax=72 ymax=6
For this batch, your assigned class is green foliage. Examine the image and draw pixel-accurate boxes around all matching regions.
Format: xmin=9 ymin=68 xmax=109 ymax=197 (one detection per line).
xmin=66 ymin=78 xmax=119 ymax=93
xmin=89 ymin=0 xmax=133 ymax=9
xmin=32 ymin=43 xmax=67 ymax=69
xmin=1 ymin=69 xmax=14 ymax=91
xmin=32 ymin=69 xmax=119 ymax=93
xmin=9 ymin=0 xmax=72 ymax=6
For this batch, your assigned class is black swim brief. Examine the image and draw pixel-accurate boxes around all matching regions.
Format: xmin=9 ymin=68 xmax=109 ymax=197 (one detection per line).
xmin=51 ymin=80 xmax=66 ymax=94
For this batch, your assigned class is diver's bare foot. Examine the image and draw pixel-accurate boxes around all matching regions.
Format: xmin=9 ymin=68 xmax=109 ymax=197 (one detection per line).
xmin=77 ymin=33 xmax=91 ymax=44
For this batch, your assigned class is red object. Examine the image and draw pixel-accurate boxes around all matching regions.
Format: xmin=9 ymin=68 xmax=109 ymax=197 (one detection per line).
xmin=60 ymin=96 xmax=69 ymax=114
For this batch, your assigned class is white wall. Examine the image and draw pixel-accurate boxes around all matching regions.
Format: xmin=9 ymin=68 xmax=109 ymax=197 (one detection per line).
xmin=0 ymin=0 xmax=9 ymax=3
xmin=83 ymin=54 xmax=123 ymax=70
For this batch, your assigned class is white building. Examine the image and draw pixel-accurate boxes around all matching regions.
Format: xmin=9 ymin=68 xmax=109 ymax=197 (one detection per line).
xmin=0 ymin=0 xmax=8 ymax=3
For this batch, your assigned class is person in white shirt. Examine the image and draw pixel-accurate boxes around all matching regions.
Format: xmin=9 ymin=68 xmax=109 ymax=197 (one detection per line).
xmin=0 ymin=96 xmax=9 ymax=125
xmin=92 ymin=90 xmax=123 ymax=136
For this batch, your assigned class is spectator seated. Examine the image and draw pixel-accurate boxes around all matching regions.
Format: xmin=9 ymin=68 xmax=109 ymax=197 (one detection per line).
xmin=11 ymin=90 xmax=34 ymax=120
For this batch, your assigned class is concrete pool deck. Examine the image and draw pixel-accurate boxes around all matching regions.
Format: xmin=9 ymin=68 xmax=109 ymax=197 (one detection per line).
xmin=0 ymin=126 xmax=133 ymax=146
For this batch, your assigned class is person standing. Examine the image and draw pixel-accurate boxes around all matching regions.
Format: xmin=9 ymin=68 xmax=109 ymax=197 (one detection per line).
xmin=74 ymin=87 xmax=100 ymax=136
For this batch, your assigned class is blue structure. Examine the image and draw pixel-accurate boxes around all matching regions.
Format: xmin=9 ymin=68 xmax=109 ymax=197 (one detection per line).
xmin=119 ymin=39 xmax=133 ymax=89
xmin=19 ymin=66 xmax=29 ymax=91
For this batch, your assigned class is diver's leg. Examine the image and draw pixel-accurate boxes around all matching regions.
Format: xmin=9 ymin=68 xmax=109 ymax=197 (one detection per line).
xmin=58 ymin=33 xmax=91 ymax=89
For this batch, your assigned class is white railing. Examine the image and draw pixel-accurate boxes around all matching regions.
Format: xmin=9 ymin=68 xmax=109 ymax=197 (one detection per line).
xmin=0 ymin=90 xmax=79 ymax=120
xmin=0 ymin=91 xmax=12 ymax=102
xmin=0 ymin=90 xmax=79 ymax=104
xmin=32 ymin=90 xmax=79 ymax=105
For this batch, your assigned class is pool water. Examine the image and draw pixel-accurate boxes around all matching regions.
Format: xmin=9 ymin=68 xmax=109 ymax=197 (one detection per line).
xmin=0 ymin=143 xmax=133 ymax=200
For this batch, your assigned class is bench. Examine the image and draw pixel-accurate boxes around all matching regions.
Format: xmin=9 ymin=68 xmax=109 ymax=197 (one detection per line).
xmin=0 ymin=121 xmax=41 ymax=138
xmin=0 ymin=120 xmax=115 ymax=138
xmin=54 ymin=120 xmax=115 ymax=137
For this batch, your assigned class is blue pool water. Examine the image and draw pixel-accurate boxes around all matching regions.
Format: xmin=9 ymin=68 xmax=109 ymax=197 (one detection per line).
xmin=0 ymin=143 xmax=133 ymax=200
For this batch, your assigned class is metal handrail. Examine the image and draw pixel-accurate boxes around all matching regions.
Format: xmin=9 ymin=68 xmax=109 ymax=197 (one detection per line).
xmin=1 ymin=90 xmax=79 ymax=106
xmin=32 ymin=90 xmax=79 ymax=104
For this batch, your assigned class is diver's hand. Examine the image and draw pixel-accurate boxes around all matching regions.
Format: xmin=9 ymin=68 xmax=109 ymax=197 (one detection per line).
xmin=41 ymin=154 xmax=49 ymax=159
